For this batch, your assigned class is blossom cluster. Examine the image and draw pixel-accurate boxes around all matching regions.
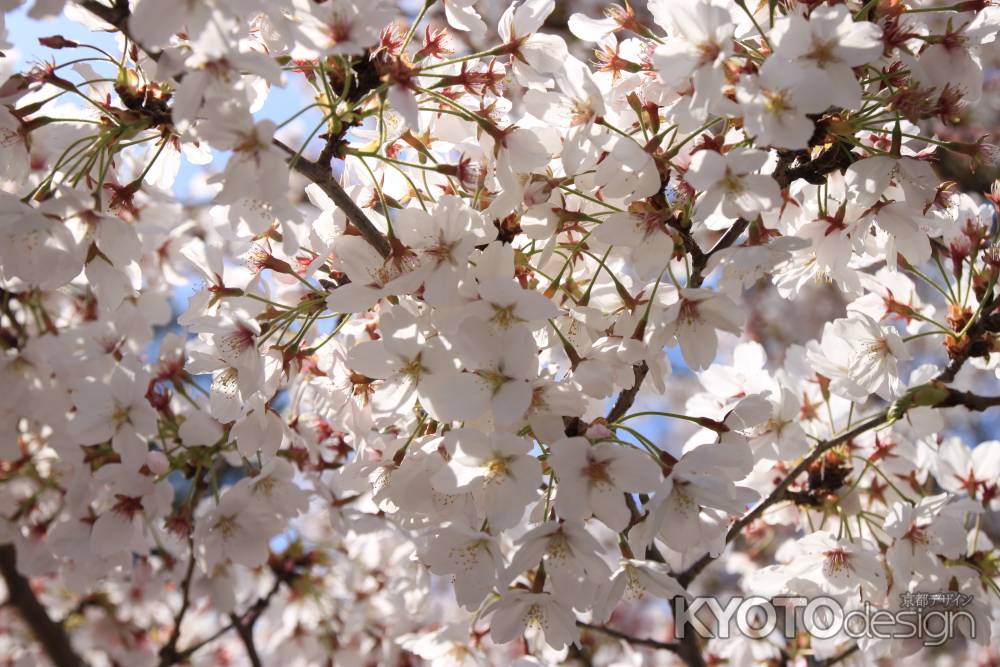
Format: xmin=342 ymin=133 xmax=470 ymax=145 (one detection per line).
xmin=1 ymin=0 xmax=1000 ymax=665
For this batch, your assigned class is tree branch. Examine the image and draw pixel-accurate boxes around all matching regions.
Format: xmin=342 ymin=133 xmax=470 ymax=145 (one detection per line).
xmin=688 ymin=217 xmax=750 ymax=288
xmin=676 ymin=412 xmax=887 ymax=586
xmin=606 ymin=361 xmax=649 ymax=424
xmin=807 ymin=642 xmax=859 ymax=666
xmin=576 ymin=621 xmax=679 ymax=653
xmin=166 ymin=571 xmax=285 ymax=664
xmin=677 ymin=385 xmax=1000 ymax=587
xmin=0 ymin=544 xmax=86 ymax=667
xmin=604 ymin=149 xmax=813 ymax=426
xmin=938 ymin=387 xmax=1000 ymax=411
xmin=273 ymin=139 xmax=392 ymax=259
xmin=76 ymin=2 xmax=391 ymax=262
xmin=229 ymin=613 xmax=263 ymax=667
xmin=157 ymin=540 xmax=198 ymax=667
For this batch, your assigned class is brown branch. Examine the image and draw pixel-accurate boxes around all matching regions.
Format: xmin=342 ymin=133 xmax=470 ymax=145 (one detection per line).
xmin=166 ymin=574 xmax=284 ymax=664
xmin=229 ymin=613 xmax=263 ymax=667
xmin=674 ymin=245 xmax=999 ymax=595
xmin=0 ymin=544 xmax=86 ymax=667
xmin=75 ymin=2 xmax=395 ymax=264
xmin=688 ymin=217 xmax=751 ymax=289
xmin=576 ymin=621 xmax=679 ymax=652
xmin=807 ymin=642 xmax=859 ymax=666
xmin=936 ymin=387 xmax=1000 ymax=411
xmin=677 ymin=385 xmax=1000 ymax=587
xmin=605 ymin=150 xmax=820 ymax=422
xmin=602 ymin=220 xmax=760 ymax=448
xmin=606 ymin=361 xmax=650 ymax=424
xmin=273 ymin=139 xmax=392 ymax=259
xmin=156 ymin=540 xmax=198 ymax=667
xmin=601 ymin=144 xmax=867 ymax=592
xmin=676 ymin=412 xmax=887 ymax=586
xmin=675 ymin=631 xmax=707 ymax=667
xmin=685 ymin=150 xmax=803 ymax=289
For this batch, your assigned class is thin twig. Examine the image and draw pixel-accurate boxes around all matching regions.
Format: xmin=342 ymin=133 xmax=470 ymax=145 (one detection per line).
xmin=677 ymin=385 xmax=1000 ymax=587
xmin=576 ymin=621 xmax=679 ymax=652
xmin=76 ymin=2 xmax=394 ymax=264
xmin=677 ymin=413 xmax=887 ymax=586
xmin=169 ymin=575 xmax=284 ymax=663
xmin=808 ymin=642 xmax=859 ymax=666
xmin=156 ymin=539 xmax=198 ymax=666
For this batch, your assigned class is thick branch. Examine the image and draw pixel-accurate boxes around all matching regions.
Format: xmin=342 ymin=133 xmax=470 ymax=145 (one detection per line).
xmin=224 ymin=575 xmax=280 ymax=667
xmin=77 ymin=0 xmax=128 ymax=31
xmin=273 ymin=139 xmax=392 ymax=259
xmin=938 ymin=387 xmax=1000 ymax=411
xmin=688 ymin=217 xmax=750 ymax=289
xmin=606 ymin=361 xmax=649 ymax=424
xmin=675 ymin=631 xmax=708 ymax=667
xmin=0 ymin=544 xmax=85 ymax=667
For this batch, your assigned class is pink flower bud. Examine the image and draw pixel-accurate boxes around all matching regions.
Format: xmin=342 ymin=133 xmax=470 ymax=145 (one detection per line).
xmin=146 ymin=451 xmax=170 ymax=476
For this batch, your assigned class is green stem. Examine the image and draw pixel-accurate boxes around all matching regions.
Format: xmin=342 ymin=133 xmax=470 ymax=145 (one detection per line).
xmin=419 ymin=45 xmax=506 ymax=70
xmin=401 ymin=0 xmax=434 ymax=52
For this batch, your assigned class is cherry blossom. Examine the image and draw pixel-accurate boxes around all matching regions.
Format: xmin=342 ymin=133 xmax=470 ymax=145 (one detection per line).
xmin=486 ymin=590 xmax=579 ymax=650
xmin=770 ymin=4 xmax=883 ymax=110
xmin=421 ymin=524 xmax=504 ymax=610
xmin=430 ymin=428 xmax=541 ymax=529
xmin=686 ymin=147 xmax=782 ymax=225
xmin=548 ymin=436 xmax=661 ymax=531
xmin=0 ymin=2 xmax=999 ymax=665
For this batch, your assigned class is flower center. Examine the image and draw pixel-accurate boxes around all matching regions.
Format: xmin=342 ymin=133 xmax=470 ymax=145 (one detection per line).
xmin=720 ymin=171 xmax=745 ymax=195
xmin=822 ymin=548 xmax=852 ymax=577
xmin=399 ymin=356 xmax=425 ymax=382
xmin=214 ymin=514 xmax=239 ymax=539
xmin=764 ymin=89 xmax=793 ymax=116
xmin=448 ymin=540 xmax=486 ymax=572
xmin=583 ymin=456 xmax=614 ymax=487
xmin=111 ymin=494 xmax=143 ymax=519
xmin=862 ymin=338 xmax=889 ymax=359
xmin=485 ymin=456 xmax=509 ymax=482
xmin=678 ymin=298 xmax=701 ymax=326
xmin=425 ymin=233 xmax=460 ymax=266
xmin=807 ymin=39 xmax=839 ymax=67
xmin=490 ymin=303 xmax=520 ymax=329
xmin=111 ymin=403 xmax=132 ymax=427
xmin=569 ymin=98 xmax=595 ymax=126
xmin=696 ymin=40 xmax=721 ymax=67
xmin=525 ymin=603 xmax=546 ymax=629
xmin=327 ymin=15 xmax=352 ymax=45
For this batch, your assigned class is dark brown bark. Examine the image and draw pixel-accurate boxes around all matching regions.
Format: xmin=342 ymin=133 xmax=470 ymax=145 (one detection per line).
xmin=0 ymin=544 xmax=86 ymax=667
